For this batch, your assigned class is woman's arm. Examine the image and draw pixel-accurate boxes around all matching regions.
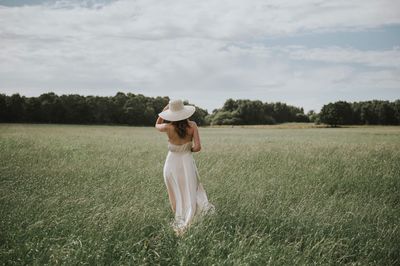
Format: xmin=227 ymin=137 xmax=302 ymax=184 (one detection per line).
xmin=190 ymin=121 xmax=201 ymax=152
xmin=155 ymin=104 xmax=170 ymax=132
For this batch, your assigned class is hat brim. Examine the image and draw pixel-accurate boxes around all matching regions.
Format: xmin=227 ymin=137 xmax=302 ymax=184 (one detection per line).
xmin=158 ymin=106 xmax=196 ymax=121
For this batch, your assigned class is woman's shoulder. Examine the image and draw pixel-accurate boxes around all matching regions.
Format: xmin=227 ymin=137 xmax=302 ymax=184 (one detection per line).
xmin=162 ymin=122 xmax=175 ymax=133
xmin=188 ymin=120 xmax=197 ymax=127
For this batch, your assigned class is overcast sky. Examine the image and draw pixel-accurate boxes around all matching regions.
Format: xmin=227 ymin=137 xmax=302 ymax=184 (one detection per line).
xmin=1 ymin=0 xmax=399 ymax=113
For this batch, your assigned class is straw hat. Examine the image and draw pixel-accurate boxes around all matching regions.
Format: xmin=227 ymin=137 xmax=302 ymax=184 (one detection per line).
xmin=158 ymin=99 xmax=196 ymax=121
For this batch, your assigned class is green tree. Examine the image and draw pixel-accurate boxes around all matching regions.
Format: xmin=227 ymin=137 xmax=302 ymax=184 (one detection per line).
xmin=319 ymin=101 xmax=353 ymax=126
xmin=24 ymin=97 xmax=42 ymax=122
xmin=0 ymin=94 xmax=8 ymax=122
xmin=394 ymin=100 xmax=400 ymax=124
xmin=124 ymin=95 xmax=146 ymax=125
xmin=319 ymin=103 xmax=340 ymax=127
xmin=39 ymin=92 xmax=64 ymax=123
xmin=377 ymin=101 xmax=396 ymax=125
xmin=210 ymin=111 xmax=241 ymax=125
xmin=295 ymin=113 xmax=310 ymax=122
xmin=8 ymin=93 xmax=25 ymax=122
xmin=307 ymin=110 xmax=318 ymax=123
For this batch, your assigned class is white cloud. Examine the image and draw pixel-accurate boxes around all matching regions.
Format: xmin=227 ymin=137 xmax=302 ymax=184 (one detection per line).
xmin=0 ymin=0 xmax=399 ymax=112
xmin=287 ymin=46 xmax=400 ymax=68
xmin=1 ymin=0 xmax=400 ymax=40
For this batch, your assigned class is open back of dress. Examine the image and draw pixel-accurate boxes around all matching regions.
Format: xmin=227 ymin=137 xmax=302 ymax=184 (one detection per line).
xmin=163 ymin=141 xmax=215 ymax=232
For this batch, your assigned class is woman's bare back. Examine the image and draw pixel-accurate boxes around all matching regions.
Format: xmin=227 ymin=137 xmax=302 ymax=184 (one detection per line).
xmin=167 ymin=120 xmax=196 ymax=145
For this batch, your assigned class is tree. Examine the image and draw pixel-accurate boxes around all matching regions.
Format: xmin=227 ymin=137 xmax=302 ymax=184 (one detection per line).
xmin=360 ymin=101 xmax=378 ymax=125
xmin=0 ymin=94 xmax=8 ymax=122
xmin=111 ymin=92 xmax=128 ymax=124
xmin=307 ymin=110 xmax=318 ymax=123
xmin=295 ymin=113 xmax=310 ymax=122
xmin=210 ymin=99 xmax=305 ymax=125
xmin=190 ymin=105 xmax=209 ymax=126
xmin=394 ymin=100 xmax=400 ymax=124
xmin=39 ymin=92 xmax=64 ymax=123
xmin=377 ymin=101 xmax=396 ymax=125
xmin=123 ymin=95 xmax=146 ymax=125
xmin=319 ymin=101 xmax=353 ymax=126
xmin=210 ymin=111 xmax=242 ymax=125
xmin=8 ymin=93 xmax=25 ymax=122
xmin=319 ymin=103 xmax=340 ymax=127
xmin=222 ymin=98 xmax=238 ymax=112
xmin=24 ymin=97 xmax=42 ymax=122
xmin=2 ymin=92 xmax=398 ymax=126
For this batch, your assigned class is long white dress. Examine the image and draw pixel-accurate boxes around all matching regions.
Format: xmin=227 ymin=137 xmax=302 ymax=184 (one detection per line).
xmin=163 ymin=141 xmax=215 ymax=233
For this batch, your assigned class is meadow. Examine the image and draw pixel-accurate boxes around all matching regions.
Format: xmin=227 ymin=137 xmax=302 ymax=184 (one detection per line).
xmin=0 ymin=123 xmax=399 ymax=265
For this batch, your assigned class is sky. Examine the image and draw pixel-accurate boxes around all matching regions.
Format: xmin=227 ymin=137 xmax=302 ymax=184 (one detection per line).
xmin=0 ymin=0 xmax=399 ymax=113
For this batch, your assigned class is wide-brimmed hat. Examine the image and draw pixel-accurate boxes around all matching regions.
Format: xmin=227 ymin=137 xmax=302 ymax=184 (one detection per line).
xmin=158 ymin=99 xmax=196 ymax=121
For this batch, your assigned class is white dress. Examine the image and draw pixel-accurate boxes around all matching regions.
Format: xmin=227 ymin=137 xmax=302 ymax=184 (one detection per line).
xmin=163 ymin=141 xmax=215 ymax=233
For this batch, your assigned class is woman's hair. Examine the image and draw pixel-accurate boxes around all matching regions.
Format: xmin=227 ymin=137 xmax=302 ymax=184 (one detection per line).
xmin=171 ymin=119 xmax=189 ymax=139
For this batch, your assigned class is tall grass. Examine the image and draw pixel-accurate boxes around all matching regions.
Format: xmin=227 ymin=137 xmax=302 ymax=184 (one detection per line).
xmin=1 ymin=123 xmax=399 ymax=265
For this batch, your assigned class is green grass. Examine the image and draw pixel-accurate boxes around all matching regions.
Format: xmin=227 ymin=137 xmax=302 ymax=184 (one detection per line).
xmin=1 ymin=123 xmax=399 ymax=265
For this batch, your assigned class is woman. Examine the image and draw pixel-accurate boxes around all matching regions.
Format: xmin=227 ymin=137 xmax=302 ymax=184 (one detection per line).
xmin=155 ymin=99 xmax=215 ymax=236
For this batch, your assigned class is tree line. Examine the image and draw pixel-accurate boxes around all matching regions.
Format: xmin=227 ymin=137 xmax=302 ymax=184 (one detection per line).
xmin=207 ymin=98 xmax=309 ymax=125
xmin=0 ymin=92 xmax=208 ymax=126
xmin=316 ymin=100 xmax=400 ymax=127
xmin=0 ymin=92 xmax=399 ymax=126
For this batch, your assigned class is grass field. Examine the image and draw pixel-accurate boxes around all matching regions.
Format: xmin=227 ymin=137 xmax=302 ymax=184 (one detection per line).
xmin=1 ymin=123 xmax=399 ymax=265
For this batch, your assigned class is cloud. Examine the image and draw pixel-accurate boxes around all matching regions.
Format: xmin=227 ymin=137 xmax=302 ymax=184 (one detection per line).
xmin=1 ymin=0 xmax=400 ymax=40
xmin=0 ymin=0 xmax=399 ymax=112
xmin=287 ymin=46 xmax=400 ymax=68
